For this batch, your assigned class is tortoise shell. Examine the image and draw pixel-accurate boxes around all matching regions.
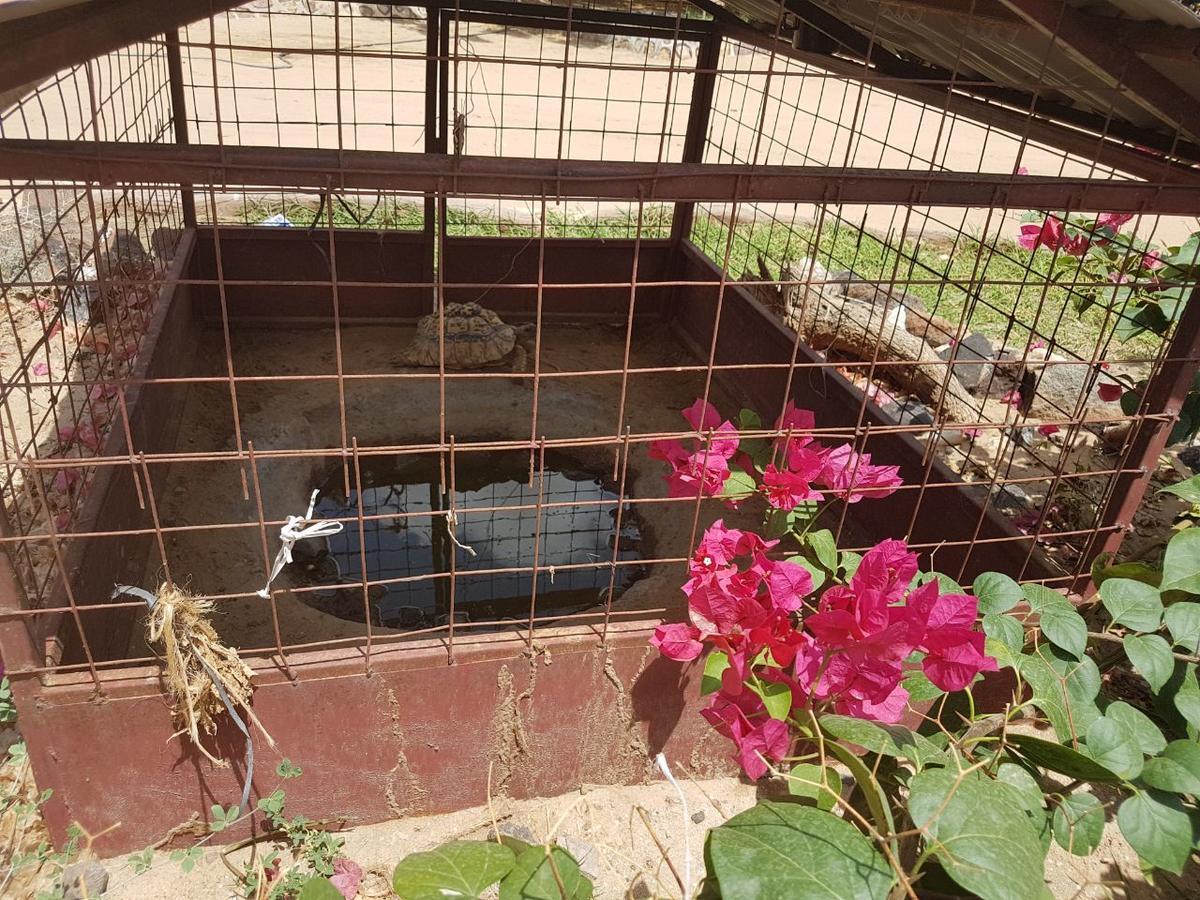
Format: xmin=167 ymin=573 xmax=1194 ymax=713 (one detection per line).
xmin=400 ymin=302 xmax=519 ymax=368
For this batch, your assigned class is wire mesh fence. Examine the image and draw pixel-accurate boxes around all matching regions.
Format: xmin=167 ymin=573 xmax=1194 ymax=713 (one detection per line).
xmin=0 ymin=0 xmax=1198 ymax=695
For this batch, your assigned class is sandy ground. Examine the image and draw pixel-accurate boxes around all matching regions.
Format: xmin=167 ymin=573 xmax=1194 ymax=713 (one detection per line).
xmin=179 ymin=7 xmax=1198 ymax=246
xmin=4 ymin=766 xmax=1179 ymax=900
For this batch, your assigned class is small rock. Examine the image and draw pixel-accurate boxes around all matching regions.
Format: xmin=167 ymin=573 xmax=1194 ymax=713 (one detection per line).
xmin=690 ymin=810 xmax=706 ymax=824
xmin=1179 ymin=445 xmax=1200 ymax=474
xmin=938 ymin=332 xmax=995 ymax=392
xmin=556 ymin=834 xmax=600 ymax=879
xmin=991 ymin=484 xmax=1031 ymax=514
xmin=880 ymin=399 xmax=934 ymax=428
xmin=493 ymin=822 xmax=539 ymax=846
xmin=62 ymin=860 xmax=108 ymax=900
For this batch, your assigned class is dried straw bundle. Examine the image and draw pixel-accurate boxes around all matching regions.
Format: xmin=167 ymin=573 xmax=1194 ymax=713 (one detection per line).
xmin=145 ymin=582 xmax=274 ymax=765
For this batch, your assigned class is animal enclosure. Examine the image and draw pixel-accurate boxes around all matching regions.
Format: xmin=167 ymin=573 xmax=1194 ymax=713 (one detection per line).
xmin=1 ymin=0 xmax=1199 ymax=852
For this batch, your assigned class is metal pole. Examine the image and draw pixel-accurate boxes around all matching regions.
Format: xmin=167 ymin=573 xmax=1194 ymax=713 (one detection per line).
xmin=164 ymin=29 xmax=196 ymax=227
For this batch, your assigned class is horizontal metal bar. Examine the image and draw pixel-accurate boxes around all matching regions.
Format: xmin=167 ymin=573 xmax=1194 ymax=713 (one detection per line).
xmin=4 ymin=139 xmax=1200 ymax=210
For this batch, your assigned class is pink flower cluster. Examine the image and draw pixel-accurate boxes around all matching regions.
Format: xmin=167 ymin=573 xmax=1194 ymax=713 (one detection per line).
xmin=649 ymin=399 xmax=740 ymax=499
xmin=651 ymin=400 xmax=902 ymax=506
xmin=652 ymin=526 xmax=996 ymax=778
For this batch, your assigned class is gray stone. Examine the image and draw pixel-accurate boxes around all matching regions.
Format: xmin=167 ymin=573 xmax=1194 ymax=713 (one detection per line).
xmin=62 ymin=860 xmax=108 ymax=900
xmin=1179 ymin=445 xmax=1200 ymax=474
xmin=1024 ymin=354 xmax=1111 ymax=418
xmin=880 ymin=399 xmax=934 ymax=427
xmin=938 ymin=332 xmax=995 ymax=392
xmin=690 ymin=810 xmax=706 ymax=824
xmin=556 ymin=834 xmax=600 ymax=879
xmin=991 ymin=484 xmax=1031 ymax=514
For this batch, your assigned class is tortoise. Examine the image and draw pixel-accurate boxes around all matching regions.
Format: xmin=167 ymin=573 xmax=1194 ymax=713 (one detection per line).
xmin=398 ymin=302 xmax=533 ymax=370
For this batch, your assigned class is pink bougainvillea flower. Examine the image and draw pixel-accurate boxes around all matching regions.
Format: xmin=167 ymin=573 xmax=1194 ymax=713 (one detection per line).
xmin=702 ymin=692 xmax=790 ymax=779
xmin=648 ymin=438 xmax=688 ymax=465
xmin=1097 ymin=212 xmax=1134 ymax=231
xmin=1097 ymin=382 xmax=1123 ymax=403
xmin=1142 ymin=250 xmax=1164 ymax=270
xmin=330 ymin=859 xmax=363 ymax=900
xmin=683 ymin=398 xmax=723 ymax=432
xmin=1015 ymin=166 xmax=1030 ymax=176
xmin=761 ymin=463 xmax=822 ymax=511
xmin=902 ymin=581 xmax=998 ymax=691
xmin=665 ymin=450 xmax=730 ymax=499
xmin=1028 ymin=338 xmax=1047 ymax=351
xmin=31 ymin=361 xmax=50 ymax=377
xmin=1109 ymin=271 xmax=1132 ymax=284
xmin=651 ymin=622 xmax=705 ymax=661
xmin=1037 ymin=423 xmax=1061 ymax=436
xmin=817 ymin=444 xmax=903 ymax=503
xmin=961 ymin=427 xmax=982 ymax=439
xmin=763 ymin=558 xmax=813 ymax=614
xmin=53 ymin=511 xmax=72 ymax=533
xmin=1000 ymin=389 xmax=1022 ymax=408
xmin=51 ymin=467 xmax=82 ymax=494
xmin=1019 ymin=216 xmax=1088 ymax=256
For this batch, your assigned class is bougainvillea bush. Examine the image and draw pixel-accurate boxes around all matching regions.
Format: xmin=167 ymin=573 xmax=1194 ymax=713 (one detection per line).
xmin=651 ymin=401 xmax=1200 ymax=899
xmin=1018 ymin=210 xmax=1200 ymax=444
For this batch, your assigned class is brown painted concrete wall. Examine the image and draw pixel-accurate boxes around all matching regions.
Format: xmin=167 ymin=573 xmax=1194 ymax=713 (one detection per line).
xmin=17 ymin=624 xmax=728 ymax=855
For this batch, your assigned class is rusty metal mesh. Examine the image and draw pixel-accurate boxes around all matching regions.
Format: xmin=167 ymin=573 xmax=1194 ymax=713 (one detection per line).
xmin=0 ymin=0 xmax=1198 ymax=689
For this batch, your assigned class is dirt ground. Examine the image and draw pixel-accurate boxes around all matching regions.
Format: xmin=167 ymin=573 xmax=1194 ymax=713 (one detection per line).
xmin=132 ymin=320 xmax=774 ymax=654
xmin=5 ymin=756 xmax=1188 ymax=899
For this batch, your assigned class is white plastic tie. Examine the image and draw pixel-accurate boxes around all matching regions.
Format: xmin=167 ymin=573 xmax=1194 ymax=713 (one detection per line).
xmin=257 ymin=489 xmax=344 ymax=599
xmin=655 ymin=752 xmax=692 ymax=900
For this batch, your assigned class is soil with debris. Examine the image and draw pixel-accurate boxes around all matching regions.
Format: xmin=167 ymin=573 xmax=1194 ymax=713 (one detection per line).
xmin=41 ymin=771 xmax=1188 ymax=900
xmin=130 ymin=320 xmax=869 ymax=657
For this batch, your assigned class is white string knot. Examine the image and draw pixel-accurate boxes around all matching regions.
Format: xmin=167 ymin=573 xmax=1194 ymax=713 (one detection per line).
xmin=257 ymin=489 xmax=344 ymax=599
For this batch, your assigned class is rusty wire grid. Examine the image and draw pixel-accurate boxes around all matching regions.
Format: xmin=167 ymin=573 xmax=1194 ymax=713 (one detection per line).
xmin=0 ymin=0 xmax=1198 ymax=694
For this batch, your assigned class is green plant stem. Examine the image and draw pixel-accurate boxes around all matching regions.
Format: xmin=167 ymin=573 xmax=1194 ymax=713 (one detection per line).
xmin=1087 ymin=629 xmax=1200 ymax=663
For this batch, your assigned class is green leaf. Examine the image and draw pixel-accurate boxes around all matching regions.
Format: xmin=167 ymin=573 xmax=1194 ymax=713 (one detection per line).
xmin=1165 ymin=603 xmax=1200 ymax=654
xmin=1124 ymin=634 xmax=1174 ymax=693
xmin=750 ymin=679 xmax=793 ymax=721
xmin=1021 ymin=583 xmax=1063 ymax=613
xmin=1105 ymin=701 xmax=1167 ymax=756
xmin=996 ymin=763 xmax=1051 ymax=852
xmin=786 ymin=764 xmax=840 ymax=811
xmin=908 ymin=767 xmax=1051 ymax=900
xmin=393 ymin=841 xmax=516 ymax=900
xmin=499 ymin=846 xmax=592 ymax=900
xmin=1100 ymin=579 xmax=1164 ymax=633
xmin=1162 ymin=529 xmax=1200 ymax=594
xmin=298 ymin=877 xmax=345 ymax=900
xmin=839 ymin=551 xmax=862 ymax=580
xmin=1051 ymin=792 xmax=1104 ymax=856
xmin=983 ymin=613 xmax=1024 ymax=654
xmin=1017 ymin=645 xmax=1102 ymax=743
xmin=706 ymin=801 xmax=893 ymax=900
xmin=1142 ymin=740 xmax=1200 ymax=795
xmin=1084 ymin=716 xmax=1144 ymax=780
xmin=900 ymin=669 xmax=945 ymax=703
xmin=974 ymin=572 xmax=1023 ymax=614
xmin=819 ymin=715 xmax=944 ymax=770
xmin=1173 ymin=664 xmax=1200 ymax=731
xmin=1008 ymin=733 xmax=1122 ymax=783
xmin=922 ymin=571 xmax=964 ymax=594
xmin=805 ymin=529 xmax=838 ymax=571
xmin=1161 ymin=474 xmax=1200 ymax=505
xmin=719 ymin=469 xmax=758 ymax=501
xmin=1118 ymin=791 xmax=1199 ymax=875
xmin=701 ymin=651 xmax=730 ymax=696
xmin=1036 ymin=600 xmax=1088 ymax=659
xmin=823 ymin=740 xmax=897 ymax=860
xmin=1091 ymin=553 xmax=1161 ymax=589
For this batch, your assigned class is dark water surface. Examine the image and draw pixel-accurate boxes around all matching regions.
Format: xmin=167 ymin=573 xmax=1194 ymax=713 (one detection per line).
xmin=289 ymin=450 xmax=644 ymax=628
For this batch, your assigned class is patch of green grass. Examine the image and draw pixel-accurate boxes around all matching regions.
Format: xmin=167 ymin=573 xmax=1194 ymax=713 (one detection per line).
xmin=691 ymin=211 xmax=1162 ymax=361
